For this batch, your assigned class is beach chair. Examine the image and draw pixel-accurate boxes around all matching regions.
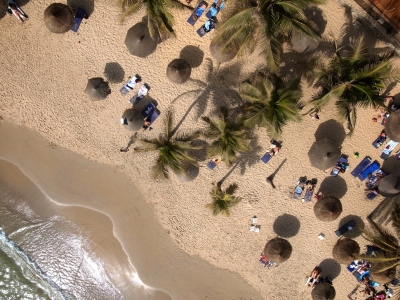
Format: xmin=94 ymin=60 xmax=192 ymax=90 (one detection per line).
xmin=330 ymin=156 xmax=348 ymax=177
xmin=365 ymin=169 xmax=386 ymax=189
xmin=187 ymin=1 xmax=208 ymax=26
xmin=292 ymin=176 xmax=307 ymax=200
xmin=141 ymin=103 xmax=159 ymax=130
xmin=335 ymin=220 xmax=356 ymax=237
xmin=120 ymin=75 xmax=142 ymax=96
xmin=130 ymin=83 xmax=150 ymax=105
xmin=197 ymin=17 xmax=216 ymax=37
xmin=303 ymin=178 xmax=317 ymax=202
xmin=366 ymin=189 xmax=379 ymax=201
xmin=358 ymin=161 xmax=380 ymax=181
xmin=351 ymin=156 xmax=372 ymax=178
xmin=347 ymin=260 xmax=361 ymax=273
xmin=207 ymin=157 xmax=221 ymax=170
xmin=7 ymin=0 xmax=28 ymax=22
xmin=381 ymin=140 xmax=399 ymax=160
xmin=71 ymin=8 xmax=87 ymax=33
xmin=206 ymin=0 xmax=224 ymax=18
xmin=372 ymin=132 xmax=387 ymax=148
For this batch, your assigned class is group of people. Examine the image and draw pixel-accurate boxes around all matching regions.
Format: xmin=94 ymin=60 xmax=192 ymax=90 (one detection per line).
xmin=372 ymin=96 xmax=398 ymax=124
xmin=305 ymin=266 xmax=333 ymax=288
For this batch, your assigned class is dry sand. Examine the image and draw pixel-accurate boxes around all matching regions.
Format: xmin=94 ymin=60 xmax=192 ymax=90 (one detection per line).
xmin=1 ymin=0 xmax=400 ymax=299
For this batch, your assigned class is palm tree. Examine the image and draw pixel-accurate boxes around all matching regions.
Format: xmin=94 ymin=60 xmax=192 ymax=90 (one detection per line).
xmin=134 ymin=111 xmax=202 ymax=179
xmin=211 ymin=0 xmax=325 ymax=71
xmin=119 ymin=0 xmax=190 ymax=39
xmin=308 ymin=36 xmax=400 ymax=134
xmin=240 ymin=73 xmax=303 ymax=138
xmin=206 ymin=182 xmax=242 ymax=216
xmin=202 ymin=106 xmax=252 ymax=166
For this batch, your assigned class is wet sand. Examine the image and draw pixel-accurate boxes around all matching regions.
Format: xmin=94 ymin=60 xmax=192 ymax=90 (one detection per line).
xmin=0 ymin=121 xmax=262 ymax=300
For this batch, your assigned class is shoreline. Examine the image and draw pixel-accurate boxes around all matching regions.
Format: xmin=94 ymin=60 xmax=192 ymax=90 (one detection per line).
xmin=0 ymin=120 xmax=263 ymax=300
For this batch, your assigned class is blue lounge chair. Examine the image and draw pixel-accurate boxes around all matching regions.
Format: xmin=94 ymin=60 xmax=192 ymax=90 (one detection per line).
xmin=141 ymin=103 xmax=159 ymax=130
xmin=351 ymin=156 xmax=372 ymax=178
xmin=261 ymin=152 xmax=272 ymax=164
xmin=187 ymin=1 xmax=208 ymax=26
xmin=330 ymin=156 xmax=348 ymax=177
xmin=358 ymin=161 xmax=380 ymax=181
xmin=197 ymin=17 xmax=216 ymax=37
xmin=71 ymin=8 xmax=86 ymax=33
xmin=206 ymin=0 xmax=224 ymax=18
xmin=293 ymin=177 xmax=307 ymax=200
xmin=381 ymin=140 xmax=399 ymax=160
xmin=335 ymin=220 xmax=356 ymax=236
xmin=120 ymin=75 xmax=141 ymax=96
xmin=303 ymin=179 xmax=317 ymax=202
xmin=366 ymin=189 xmax=379 ymax=200
xmin=372 ymin=132 xmax=387 ymax=148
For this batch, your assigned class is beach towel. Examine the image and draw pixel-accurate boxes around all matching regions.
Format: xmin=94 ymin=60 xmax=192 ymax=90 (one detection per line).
xmin=120 ymin=75 xmax=141 ymax=96
xmin=366 ymin=190 xmax=379 ymax=200
xmin=372 ymin=133 xmax=387 ymax=148
xmin=260 ymin=152 xmax=272 ymax=164
xmin=187 ymin=1 xmax=208 ymax=26
xmin=330 ymin=156 xmax=348 ymax=177
xmin=206 ymin=0 xmax=224 ymax=18
xmin=71 ymin=8 xmax=86 ymax=33
xmin=358 ymin=161 xmax=380 ymax=181
xmin=207 ymin=160 xmax=217 ymax=170
xmin=351 ymin=156 xmax=372 ymax=177
xmin=381 ymin=140 xmax=399 ymax=160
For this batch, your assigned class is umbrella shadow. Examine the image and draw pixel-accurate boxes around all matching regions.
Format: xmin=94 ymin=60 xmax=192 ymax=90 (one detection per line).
xmin=236 ymin=135 xmax=263 ymax=175
xmin=304 ymin=6 xmax=327 ymax=34
xmin=180 ymin=45 xmax=204 ymax=68
xmin=67 ymin=0 xmax=94 ymax=17
xmin=314 ymin=119 xmax=346 ymax=147
xmin=273 ymin=214 xmax=300 ymax=238
xmin=382 ymin=156 xmax=400 ymax=176
xmin=317 ymin=176 xmax=348 ymax=199
xmin=104 ymin=62 xmax=125 ymax=83
xmin=319 ymin=258 xmax=341 ymax=279
xmin=337 ymin=215 xmax=365 ymax=238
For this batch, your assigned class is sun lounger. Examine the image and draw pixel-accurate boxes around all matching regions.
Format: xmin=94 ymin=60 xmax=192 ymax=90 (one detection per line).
xmin=130 ymin=83 xmax=149 ymax=105
xmin=120 ymin=75 xmax=141 ymax=96
xmin=358 ymin=161 xmax=380 ymax=181
xmin=330 ymin=156 xmax=348 ymax=177
xmin=187 ymin=1 xmax=208 ymax=26
xmin=207 ymin=157 xmax=221 ymax=170
xmin=206 ymin=0 xmax=224 ymax=18
xmin=197 ymin=18 xmax=216 ymax=37
xmin=351 ymin=156 xmax=372 ymax=178
xmin=381 ymin=140 xmax=399 ymax=160
xmin=335 ymin=220 xmax=356 ymax=237
xmin=366 ymin=189 xmax=379 ymax=201
xmin=71 ymin=8 xmax=86 ymax=33
xmin=7 ymin=0 xmax=28 ymax=22
xmin=293 ymin=176 xmax=307 ymax=200
xmin=141 ymin=103 xmax=159 ymax=130
xmin=303 ymin=178 xmax=317 ymax=202
xmin=365 ymin=169 xmax=386 ymax=189
xmin=372 ymin=132 xmax=387 ymax=148
xmin=260 ymin=152 xmax=273 ymax=163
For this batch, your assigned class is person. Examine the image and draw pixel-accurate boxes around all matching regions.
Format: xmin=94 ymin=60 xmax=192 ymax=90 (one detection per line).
xmin=309 ymin=112 xmax=320 ymax=120
xmin=202 ymin=17 xmax=217 ymax=33
xmin=143 ymin=119 xmax=151 ymax=127
xmin=8 ymin=3 xmax=27 ymax=22
xmin=193 ymin=3 xmax=207 ymax=20
xmin=305 ymin=267 xmax=321 ymax=287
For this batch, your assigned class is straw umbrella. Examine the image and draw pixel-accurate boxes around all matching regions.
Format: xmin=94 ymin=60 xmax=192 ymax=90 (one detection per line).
xmin=311 ymin=282 xmax=336 ymax=300
xmin=308 ymin=138 xmax=341 ymax=170
xmin=314 ymin=196 xmax=342 ymax=222
xmin=370 ymin=268 xmax=396 ymax=284
xmin=125 ymin=22 xmax=158 ymax=58
xmin=166 ymin=59 xmax=192 ymax=84
xmin=85 ymin=78 xmax=111 ymax=100
xmin=0 ymin=0 xmax=7 ymax=19
xmin=175 ymin=164 xmax=199 ymax=182
xmin=263 ymin=237 xmax=292 ymax=263
xmin=385 ymin=110 xmax=400 ymax=142
xmin=209 ymin=39 xmax=237 ymax=63
xmin=44 ymin=3 xmax=74 ymax=34
xmin=378 ymin=174 xmax=400 ymax=197
xmin=121 ymin=109 xmax=143 ymax=131
xmin=332 ymin=238 xmax=360 ymax=264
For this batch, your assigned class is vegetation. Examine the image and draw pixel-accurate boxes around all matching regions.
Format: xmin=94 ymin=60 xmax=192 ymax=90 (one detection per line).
xmin=206 ymin=182 xmax=242 ymax=216
xmin=202 ymin=106 xmax=252 ymax=166
xmin=240 ymin=73 xmax=303 ymax=138
xmin=307 ymin=36 xmax=400 ymax=134
xmin=134 ymin=111 xmax=202 ymax=179
xmin=211 ymin=0 xmax=325 ymax=71
xmin=119 ymin=0 xmax=190 ymax=39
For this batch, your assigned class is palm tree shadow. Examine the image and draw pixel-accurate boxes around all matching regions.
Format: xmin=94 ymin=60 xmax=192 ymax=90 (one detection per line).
xmin=266 ymin=158 xmax=287 ymax=189
xmin=236 ymin=135 xmax=263 ymax=175
xmin=217 ymin=162 xmax=240 ymax=187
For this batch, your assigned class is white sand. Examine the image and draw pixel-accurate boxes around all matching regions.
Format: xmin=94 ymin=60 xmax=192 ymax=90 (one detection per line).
xmin=1 ymin=0 xmax=400 ymax=299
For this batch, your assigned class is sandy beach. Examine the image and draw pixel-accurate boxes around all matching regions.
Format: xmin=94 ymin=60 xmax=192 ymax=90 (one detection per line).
xmin=1 ymin=0 xmax=400 ymax=299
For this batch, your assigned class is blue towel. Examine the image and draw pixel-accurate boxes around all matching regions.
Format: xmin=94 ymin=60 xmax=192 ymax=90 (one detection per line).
xmin=187 ymin=2 xmax=208 ymax=26
xmin=71 ymin=8 xmax=85 ymax=33
xmin=358 ymin=161 xmax=380 ymax=181
xmin=141 ymin=103 xmax=156 ymax=118
xmin=207 ymin=160 xmax=217 ymax=170
xmin=260 ymin=152 xmax=272 ymax=163
xmin=351 ymin=156 xmax=371 ymax=177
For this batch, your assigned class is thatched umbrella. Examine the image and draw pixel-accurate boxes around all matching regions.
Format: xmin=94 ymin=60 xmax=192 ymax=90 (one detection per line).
xmin=166 ymin=59 xmax=192 ymax=84
xmin=370 ymin=268 xmax=396 ymax=284
xmin=263 ymin=237 xmax=292 ymax=263
xmin=311 ymin=282 xmax=336 ymax=300
xmin=125 ymin=22 xmax=158 ymax=58
xmin=332 ymin=238 xmax=360 ymax=264
xmin=378 ymin=174 xmax=400 ymax=197
xmin=308 ymin=138 xmax=341 ymax=170
xmin=121 ymin=109 xmax=143 ymax=131
xmin=44 ymin=3 xmax=74 ymax=34
xmin=385 ymin=110 xmax=400 ymax=142
xmin=85 ymin=78 xmax=111 ymax=100
xmin=314 ymin=196 xmax=342 ymax=222
xmin=209 ymin=39 xmax=237 ymax=63
xmin=175 ymin=164 xmax=199 ymax=182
